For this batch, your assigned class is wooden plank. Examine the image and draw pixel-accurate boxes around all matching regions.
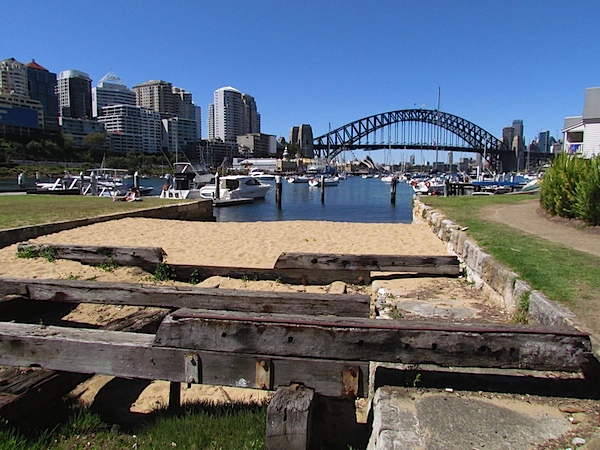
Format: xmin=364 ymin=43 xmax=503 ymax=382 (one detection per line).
xmin=154 ymin=309 xmax=591 ymax=372
xmin=0 ymin=277 xmax=370 ymax=317
xmin=266 ymin=385 xmax=315 ymax=450
xmin=274 ymin=253 xmax=461 ymax=276
xmin=0 ymin=322 xmax=368 ymax=397
xmin=16 ymin=243 xmax=165 ymax=269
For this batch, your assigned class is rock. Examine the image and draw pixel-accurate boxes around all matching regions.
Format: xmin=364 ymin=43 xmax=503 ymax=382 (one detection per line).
xmin=328 ymin=281 xmax=347 ymax=294
xmin=559 ymin=404 xmax=585 ymax=413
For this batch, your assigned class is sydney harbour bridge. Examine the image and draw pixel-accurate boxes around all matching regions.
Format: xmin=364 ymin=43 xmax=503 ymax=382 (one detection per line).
xmin=311 ymin=109 xmax=534 ymax=172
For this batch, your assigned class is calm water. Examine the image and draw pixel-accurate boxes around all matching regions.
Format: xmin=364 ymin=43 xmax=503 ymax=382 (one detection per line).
xmin=211 ymin=176 xmax=414 ymax=223
xmin=0 ymin=175 xmax=415 ymax=223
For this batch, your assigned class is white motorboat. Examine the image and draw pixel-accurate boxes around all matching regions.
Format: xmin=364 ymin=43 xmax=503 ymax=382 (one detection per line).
xmin=160 ymin=162 xmax=215 ymax=199
xmin=248 ymin=168 xmax=276 ymax=182
xmin=286 ymin=175 xmax=310 ymax=184
xmin=308 ymin=176 xmax=340 ymax=187
xmin=199 ymin=175 xmax=272 ymax=200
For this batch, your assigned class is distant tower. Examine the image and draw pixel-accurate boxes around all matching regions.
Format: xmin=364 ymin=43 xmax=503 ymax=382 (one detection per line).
xmin=132 ymin=80 xmax=174 ymax=116
xmin=56 ymin=70 xmax=92 ymax=119
xmin=210 ymin=86 xmax=247 ymax=140
xmin=538 ymin=130 xmax=550 ymax=153
xmin=92 ymin=71 xmax=136 ymax=117
xmin=0 ymin=57 xmax=28 ymax=96
xmin=207 ymin=87 xmax=261 ymax=141
xmin=26 ymin=59 xmax=59 ymax=131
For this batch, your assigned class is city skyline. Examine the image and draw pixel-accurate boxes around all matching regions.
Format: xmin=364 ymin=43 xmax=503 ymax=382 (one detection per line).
xmin=4 ymin=0 xmax=600 ymax=163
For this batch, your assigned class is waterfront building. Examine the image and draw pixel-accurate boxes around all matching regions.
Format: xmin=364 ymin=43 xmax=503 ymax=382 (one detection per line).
xmin=59 ymin=116 xmax=105 ymax=148
xmin=562 ymin=87 xmax=600 ymax=158
xmin=57 ymin=70 xmax=92 ymax=119
xmin=92 ymin=71 xmax=136 ymax=117
xmin=162 ymin=116 xmax=199 ymax=155
xmin=209 ymin=86 xmax=260 ymax=141
xmin=0 ymin=94 xmax=44 ymax=134
xmin=26 ymin=60 xmax=59 ymax=132
xmin=236 ymin=133 xmax=277 ymax=158
xmin=97 ymin=104 xmax=161 ymax=153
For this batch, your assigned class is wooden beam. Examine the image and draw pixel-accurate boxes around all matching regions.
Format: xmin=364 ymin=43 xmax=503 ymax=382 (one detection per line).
xmin=274 ymin=253 xmax=461 ymax=276
xmin=0 ymin=277 xmax=370 ymax=318
xmin=16 ymin=243 xmax=165 ymax=269
xmin=169 ymin=264 xmax=371 ymax=285
xmin=0 ymin=322 xmax=368 ymax=397
xmin=154 ymin=309 xmax=591 ymax=372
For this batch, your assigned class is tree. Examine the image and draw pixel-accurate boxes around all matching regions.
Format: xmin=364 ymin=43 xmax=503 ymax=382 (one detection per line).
xmin=83 ymin=132 xmax=106 ymax=153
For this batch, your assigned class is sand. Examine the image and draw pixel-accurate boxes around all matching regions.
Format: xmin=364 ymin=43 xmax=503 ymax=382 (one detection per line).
xmin=0 ymin=218 xmax=451 ymax=285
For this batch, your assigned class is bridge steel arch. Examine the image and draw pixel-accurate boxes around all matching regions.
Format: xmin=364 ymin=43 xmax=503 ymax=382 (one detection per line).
xmin=313 ymin=109 xmax=514 ymax=171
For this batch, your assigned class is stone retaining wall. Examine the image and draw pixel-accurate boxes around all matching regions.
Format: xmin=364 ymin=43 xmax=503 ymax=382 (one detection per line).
xmin=412 ymin=198 xmax=581 ymax=330
xmin=0 ymin=199 xmax=214 ymax=249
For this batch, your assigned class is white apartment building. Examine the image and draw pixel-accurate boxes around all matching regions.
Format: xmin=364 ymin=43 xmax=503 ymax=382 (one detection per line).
xmin=97 ymin=104 xmax=161 ymax=153
xmin=210 ymin=86 xmax=260 ymax=141
xmin=563 ymin=87 xmax=600 ymax=157
xmin=92 ymin=71 xmax=136 ymax=117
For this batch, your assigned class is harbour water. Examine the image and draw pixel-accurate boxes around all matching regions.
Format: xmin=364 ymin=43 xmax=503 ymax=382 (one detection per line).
xmin=0 ymin=175 xmax=415 ymax=223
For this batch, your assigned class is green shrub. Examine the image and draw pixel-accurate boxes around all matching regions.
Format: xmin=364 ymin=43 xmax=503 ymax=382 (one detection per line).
xmin=574 ymin=155 xmax=600 ymax=225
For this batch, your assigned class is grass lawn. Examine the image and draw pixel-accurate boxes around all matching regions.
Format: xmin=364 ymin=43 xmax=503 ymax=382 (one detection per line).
xmin=419 ymin=194 xmax=600 ymax=307
xmin=0 ymin=195 xmax=182 ymax=230
xmin=0 ymin=403 xmax=267 ymax=450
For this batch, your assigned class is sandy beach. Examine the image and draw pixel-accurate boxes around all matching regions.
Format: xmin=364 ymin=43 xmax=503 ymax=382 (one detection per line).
xmin=0 ymin=218 xmax=450 ymax=281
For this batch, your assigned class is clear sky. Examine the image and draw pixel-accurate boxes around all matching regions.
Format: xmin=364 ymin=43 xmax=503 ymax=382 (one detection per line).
xmin=5 ymin=0 xmax=600 ymax=163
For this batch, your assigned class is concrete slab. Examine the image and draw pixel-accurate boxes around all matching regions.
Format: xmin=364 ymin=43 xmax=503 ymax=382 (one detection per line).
xmin=368 ymin=386 xmax=596 ymax=450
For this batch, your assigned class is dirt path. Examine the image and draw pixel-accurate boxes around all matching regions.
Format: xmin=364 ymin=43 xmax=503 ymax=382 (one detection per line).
xmin=485 ymin=199 xmax=600 ymax=257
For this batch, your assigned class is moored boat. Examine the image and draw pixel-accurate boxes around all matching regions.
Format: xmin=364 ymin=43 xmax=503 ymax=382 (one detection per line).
xmin=199 ymin=175 xmax=272 ymax=200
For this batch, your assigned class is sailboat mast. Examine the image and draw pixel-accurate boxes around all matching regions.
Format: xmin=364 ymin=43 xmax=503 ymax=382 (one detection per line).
xmin=435 ymin=86 xmax=440 ymax=172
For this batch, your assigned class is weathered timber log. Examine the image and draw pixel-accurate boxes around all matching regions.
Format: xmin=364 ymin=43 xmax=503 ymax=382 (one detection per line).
xmin=0 ymin=277 xmax=370 ymax=318
xmin=266 ymin=385 xmax=315 ymax=450
xmin=169 ymin=264 xmax=371 ymax=285
xmin=16 ymin=243 xmax=165 ymax=269
xmin=153 ymin=309 xmax=591 ymax=372
xmin=0 ymin=322 xmax=368 ymax=397
xmin=274 ymin=253 xmax=461 ymax=276
xmin=0 ymin=306 xmax=169 ymax=423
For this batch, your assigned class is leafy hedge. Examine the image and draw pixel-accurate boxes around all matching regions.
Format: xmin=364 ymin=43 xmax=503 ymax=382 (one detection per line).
xmin=540 ymin=153 xmax=600 ymax=225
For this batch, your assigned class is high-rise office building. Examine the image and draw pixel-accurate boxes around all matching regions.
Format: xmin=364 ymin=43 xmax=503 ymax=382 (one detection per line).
xmin=92 ymin=71 xmax=136 ymax=117
xmin=26 ymin=60 xmax=59 ymax=131
xmin=242 ymin=93 xmax=260 ymax=134
xmin=209 ymin=86 xmax=260 ymax=141
xmin=56 ymin=70 xmax=92 ymax=119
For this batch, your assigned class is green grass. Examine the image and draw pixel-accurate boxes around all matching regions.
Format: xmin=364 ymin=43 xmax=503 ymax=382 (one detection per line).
xmin=420 ymin=194 xmax=600 ymax=305
xmin=0 ymin=403 xmax=267 ymax=450
xmin=0 ymin=195 xmax=182 ymax=230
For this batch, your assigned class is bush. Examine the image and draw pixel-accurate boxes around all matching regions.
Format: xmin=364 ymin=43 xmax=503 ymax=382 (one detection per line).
xmin=541 ymin=153 xmax=600 ymax=225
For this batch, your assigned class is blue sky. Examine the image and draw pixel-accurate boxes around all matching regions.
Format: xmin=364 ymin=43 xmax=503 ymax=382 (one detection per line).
xmin=5 ymin=1 xmax=600 ymax=163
